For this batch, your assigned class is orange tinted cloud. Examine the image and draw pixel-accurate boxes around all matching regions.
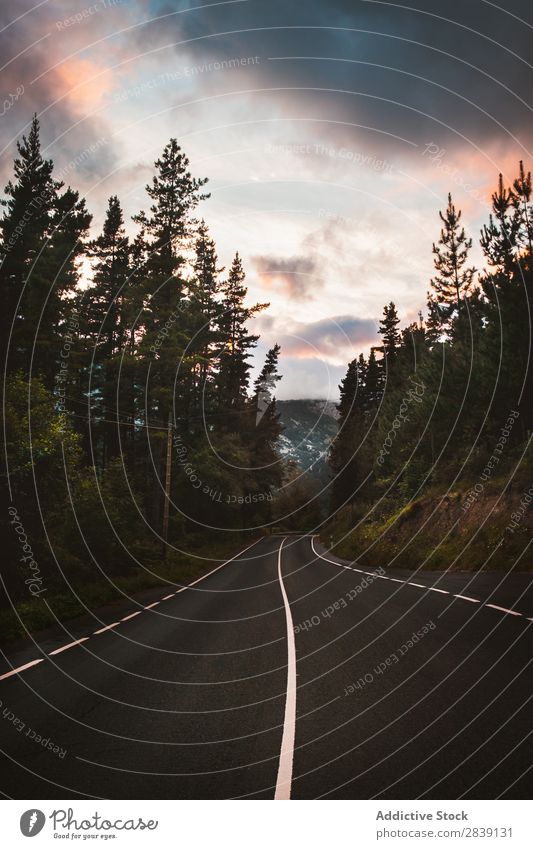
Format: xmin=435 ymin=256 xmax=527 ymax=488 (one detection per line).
xmin=53 ymin=58 xmax=113 ymax=112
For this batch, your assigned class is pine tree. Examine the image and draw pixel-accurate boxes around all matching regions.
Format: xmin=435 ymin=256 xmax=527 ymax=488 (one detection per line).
xmin=425 ymin=295 xmax=444 ymax=347
xmin=379 ymin=301 xmax=401 ymax=369
xmin=337 ymin=356 xmax=360 ymax=422
xmin=363 ymin=348 xmax=383 ymax=413
xmin=512 ymin=160 xmax=533 ymax=257
xmin=133 ymin=138 xmax=209 ymax=526
xmin=254 ymin=343 xmax=282 ymax=426
xmin=431 ymin=193 xmax=475 ymax=326
xmin=84 ymin=196 xmax=130 ymax=464
xmin=480 ymin=174 xmax=521 ymax=280
xmin=134 ymin=139 xmax=208 ymax=413
xmin=329 ymin=353 xmax=369 ymax=511
xmin=249 ymin=344 xmax=284 ymax=509
xmin=186 ymin=221 xmax=224 ymax=424
xmin=216 ymin=253 xmax=268 ymax=427
xmin=0 ymin=115 xmax=59 ymax=375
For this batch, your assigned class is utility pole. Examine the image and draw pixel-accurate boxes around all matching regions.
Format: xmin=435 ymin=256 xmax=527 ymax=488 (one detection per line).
xmin=162 ymin=412 xmax=173 ymax=556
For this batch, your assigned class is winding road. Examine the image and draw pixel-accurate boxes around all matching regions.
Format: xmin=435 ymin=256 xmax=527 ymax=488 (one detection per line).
xmin=0 ymin=535 xmax=531 ymax=799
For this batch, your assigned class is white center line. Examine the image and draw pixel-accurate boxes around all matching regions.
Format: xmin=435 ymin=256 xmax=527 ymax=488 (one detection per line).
xmin=455 ymin=594 xmax=480 ymax=603
xmin=275 ymin=537 xmax=297 ymax=801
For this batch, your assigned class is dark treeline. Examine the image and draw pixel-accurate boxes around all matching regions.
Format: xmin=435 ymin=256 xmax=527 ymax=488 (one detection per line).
xmin=330 ymin=168 xmax=533 ymax=535
xmin=1 ymin=116 xmax=287 ymax=603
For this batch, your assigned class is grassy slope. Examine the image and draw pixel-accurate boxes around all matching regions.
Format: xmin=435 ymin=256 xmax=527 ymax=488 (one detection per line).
xmin=0 ymin=536 xmax=254 ymax=645
xmin=324 ymin=480 xmax=532 ymax=572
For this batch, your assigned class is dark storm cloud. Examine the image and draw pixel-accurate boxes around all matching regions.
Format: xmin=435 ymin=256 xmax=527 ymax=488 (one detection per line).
xmin=146 ymin=0 xmax=533 ymax=157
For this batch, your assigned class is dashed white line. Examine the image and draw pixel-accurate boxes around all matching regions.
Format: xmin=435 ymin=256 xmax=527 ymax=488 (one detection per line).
xmin=0 ymin=658 xmax=44 ymax=681
xmin=275 ymin=537 xmax=297 ymax=801
xmin=486 ymin=604 xmax=522 ymax=617
xmin=93 ymin=622 xmax=120 ymax=635
xmin=49 ymin=637 xmax=89 ymax=656
xmin=0 ymin=537 xmax=264 ymax=684
xmin=121 ymin=611 xmax=142 ymax=622
xmin=144 ymin=602 xmax=160 ymax=609
xmin=310 ymin=536 xmax=529 ymax=620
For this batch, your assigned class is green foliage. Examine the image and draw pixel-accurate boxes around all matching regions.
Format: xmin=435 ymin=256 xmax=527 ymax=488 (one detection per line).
xmin=328 ymin=165 xmax=533 ymax=568
xmin=1 ymin=117 xmax=286 ymax=630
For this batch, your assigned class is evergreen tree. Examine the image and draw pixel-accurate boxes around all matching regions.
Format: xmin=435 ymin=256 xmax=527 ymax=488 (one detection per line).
xmin=249 ymin=344 xmax=284 ymax=511
xmin=133 ymin=138 xmax=209 ymax=525
xmin=216 ymin=253 xmax=267 ymax=426
xmin=512 ymin=160 xmax=533 ymax=256
xmin=337 ymin=356 xmax=360 ymax=422
xmin=186 ymin=221 xmax=224 ymax=424
xmin=379 ymin=301 xmax=401 ymax=369
xmin=329 ymin=354 xmax=368 ymax=510
xmin=363 ymin=348 xmax=383 ymax=413
xmin=431 ymin=193 xmax=475 ymax=326
xmin=85 ymin=196 xmax=131 ymax=464
xmin=480 ymin=175 xmax=521 ymax=280
xmin=0 ymin=115 xmax=59 ymax=376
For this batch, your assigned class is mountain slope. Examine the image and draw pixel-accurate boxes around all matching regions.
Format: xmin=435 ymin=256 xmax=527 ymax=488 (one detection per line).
xmin=276 ymin=399 xmax=338 ymax=483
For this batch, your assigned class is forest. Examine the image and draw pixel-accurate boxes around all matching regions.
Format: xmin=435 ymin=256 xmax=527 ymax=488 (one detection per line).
xmin=2 ymin=116 xmax=532 ymax=642
xmin=328 ymin=167 xmax=533 ymax=570
xmin=1 ymin=116 xmax=290 ymax=636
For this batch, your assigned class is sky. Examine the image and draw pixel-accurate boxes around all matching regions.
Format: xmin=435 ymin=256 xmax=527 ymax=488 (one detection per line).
xmin=1 ymin=0 xmax=532 ymax=398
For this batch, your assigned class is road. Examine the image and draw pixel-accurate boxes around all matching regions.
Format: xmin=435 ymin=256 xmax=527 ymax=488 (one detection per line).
xmin=0 ymin=535 xmax=531 ymax=799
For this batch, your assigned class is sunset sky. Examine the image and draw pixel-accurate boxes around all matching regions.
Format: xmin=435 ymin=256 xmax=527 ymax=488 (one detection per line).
xmin=1 ymin=0 xmax=532 ymax=397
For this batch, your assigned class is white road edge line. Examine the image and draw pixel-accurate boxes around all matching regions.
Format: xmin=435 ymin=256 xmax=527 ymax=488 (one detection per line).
xmin=0 ymin=538 xmax=264 ymax=684
xmin=49 ymin=637 xmax=89 ymax=656
xmin=275 ymin=536 xmax=297 ymax=801
xmin=310 ymin=536 xmax=385 ymax=581
xmin=311 ymin=537 xmax=530 ymax=619
xmin=0 ymin=658 xmax=44 ymax=681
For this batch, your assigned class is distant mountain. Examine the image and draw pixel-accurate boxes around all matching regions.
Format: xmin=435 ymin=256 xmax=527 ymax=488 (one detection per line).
xmin=276 ymin=399 xmax=339 ymax=483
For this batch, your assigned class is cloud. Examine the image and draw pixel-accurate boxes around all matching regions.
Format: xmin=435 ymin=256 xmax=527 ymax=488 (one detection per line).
xmin=251 ymin=254 xmax=322 ymax=300
xmin=253 ymin=313 xmax=378 ymax=365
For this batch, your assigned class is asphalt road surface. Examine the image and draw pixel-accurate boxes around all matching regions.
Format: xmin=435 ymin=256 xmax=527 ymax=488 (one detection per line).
xmin=0 ymin=535 xmax=531 ymax=799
